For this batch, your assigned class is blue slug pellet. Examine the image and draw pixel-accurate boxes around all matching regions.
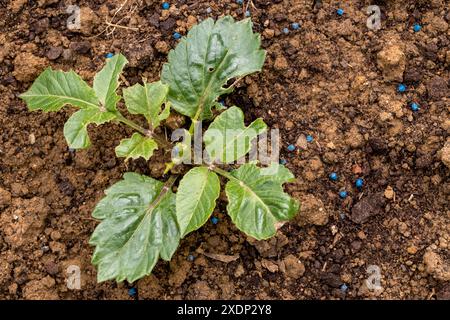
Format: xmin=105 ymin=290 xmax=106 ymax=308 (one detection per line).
xmin=292 ymin=22 xmax=300 ymax=30
xmin=336 ymin=8 xmax=344 ymax=16
xmin=162 ymin=2 xmax=170 ymax=10
xmin=211 ymin=217 xmax=219 ymax=225
xmin=128 ymin=287 xmax=137 ymax=296
xmin=413 ymin=24 xmax=422 ymax=32
xmin=329 ymin=172 xmax=338 ymax=181
xmin=105 ymin=52 xmax=114 ymax=59
xmin=306 ymin=135 xmax=313 ymax=143
xmin=397 ymin=83 xmax=407 ymax=93
xmin=355 ymin=178 xmax=364 ymax=189
xmin=410 ymin=102 xmax=420 ymax=112
xmin=339 ymin=191 xmax=348 ymax=199
xmin=287 ymin=144 xmax=295 ymax=151
xmin=173 ymin=32 xmax=181 ymax=40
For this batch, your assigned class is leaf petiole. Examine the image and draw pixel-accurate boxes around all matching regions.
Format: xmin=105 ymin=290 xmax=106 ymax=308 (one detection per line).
xmin=115 ymin=113 xmax=171 ymax=149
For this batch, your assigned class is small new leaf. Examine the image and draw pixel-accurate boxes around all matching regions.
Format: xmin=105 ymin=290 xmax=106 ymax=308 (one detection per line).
xmin=123 ymin=81 xmax=169 ymax=128
xmin=204 ymin=106 xmax=267 ymax=164
xmin=161 ymin=16 xmax=265 ymax=119
xmin=93 ymin=54 xmax=128 ymax=112
xmin=225 ymin=164 xmax=299 ymax=240
xmin=20 ymin=68 xmax=99 ymax=111
xmin=89 ymin=173 xmax=180 ymax=283
xmin=63 ymin=109 xmax=116 ymax=149
xmin=176 ymin=167 xmax=220 ymax=237
xmin=115 ymin=133 xmax=158 ymax=161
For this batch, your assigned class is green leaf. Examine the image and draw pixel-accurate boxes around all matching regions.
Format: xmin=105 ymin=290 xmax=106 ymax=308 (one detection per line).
xmin=93 ymin=54 xmax=128 ymax=112
xmin=63 ymin=109 xmax=116 ymax=149
xmin=225 ymin=164 xmax=299 ymax=240
xmin=158 ymin=102 xmax=171 ymax=123
xmin=89 ymin=173 xmax=180 ymax=283
xmin=161 ymin=16 xmax=266 ymax=119
xmin=115 ymin=133 xmax=158 ymax=161
xmin=176 ymin=167 xmax=220 ymax=237
xmin=204 ymin=106 xmax=267 ymax=164
xmin=261 ymin=162 xmax=296 ymax=183
xmin=19 ymin=68 xmax=99 ymax=111
xmin=123 ymin=81 xmax=169 ymax=128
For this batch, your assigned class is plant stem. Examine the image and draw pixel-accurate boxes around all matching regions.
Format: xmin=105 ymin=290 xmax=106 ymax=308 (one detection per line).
xmin=148 ymin=175 xmax=178 ymax=213
xmin=210 ymin=165 xmax=238 ymax=182
xmin=116 ymin=113 xmax=147 ymax=134
xmin=115 ymin=113 xmax=171 ymax=149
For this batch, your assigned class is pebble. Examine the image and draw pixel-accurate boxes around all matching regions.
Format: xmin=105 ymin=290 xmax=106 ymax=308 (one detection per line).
xmin=339 ymin=191 xmax=348 ymax=199
xmin=384 ymin=186 xmax=394 ymax=199
xmin=281 ymin=255 xmax=305 ymax=279
xmin=296 ymin=194 xmax=329 ymax=226
xmin=407 ymin=246 xmax=418 ymax=255
xmin=350 ymin=193 xmax=385 ymax=224
xmin=336 ymin=8 xmax=344 ymax=16
xmin=397 ymin=83 xmax=407 ymax=93
xmin=287 ymin=144 xmax=295 ymax=151
xmin=410 ymin=102 xmax=420 ymax=112
xmin=329 ymin=172 xmax=338 ymax=181
xmin=413 ymin=23 xmax=422 ymax=32
xmin=292 ymin=22 xmax=300 ymax=30
xmin=46 ymin=46 xmax=63 ymax=60
xmin=173 ymin=32 xmax=181 ymax=40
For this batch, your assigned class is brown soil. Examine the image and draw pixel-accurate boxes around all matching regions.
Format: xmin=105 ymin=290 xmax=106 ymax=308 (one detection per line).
xmin=0 ymin=0 xmax=449 ymax=300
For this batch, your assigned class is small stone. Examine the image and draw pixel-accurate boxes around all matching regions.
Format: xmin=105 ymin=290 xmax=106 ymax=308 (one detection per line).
xmin=441 ymin=140 xmax=450 ymax=169
xmin=69 ymin=41 xmax=91 ymax=54
xmin=426 ymin=76 xmax=449 ymax=100
xmin=377 ymin=44 xmax=405 ymax=82
xmin=261 ymin=259 xmax=279 ymax=273
xmin=398 ymin=222 xmax=409 ymax=236
xmin=234 ymin=264 xmax=245 ymax=277
xmin=350 ymin=193 xmax=385 ymax=224
xmin=295 ymin=134 xmax=307 ymax=149
xmin=384 ymin=186 xmax=394 ymax=199
xmin=0 ymin=187 xmax=12 ymax=208
xmin=407 ymin=246 xmax=418 ymax=255
xmin=155 ymin=41 xmax=170 ymax=54
xmin=423 ymin=248 xmax=450 ymax=281
xmin=263 ymin=29 xmax=275 ymax=39
xmin=46 ymin=46 xmax=62 ymax=60
xmin=13 ymin=52 xmax=47 ymax=82
xmin=274 ymin=55 xmax=289 ymax=71
xmin=295 ymin=194 xmax=328 ymax=226
xmin=281 ymin=254 xmax=305 ymax=279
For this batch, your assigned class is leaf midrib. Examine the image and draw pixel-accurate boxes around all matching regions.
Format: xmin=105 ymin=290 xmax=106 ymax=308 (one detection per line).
xmin=21 ymin=93 xmax=99 ymax=109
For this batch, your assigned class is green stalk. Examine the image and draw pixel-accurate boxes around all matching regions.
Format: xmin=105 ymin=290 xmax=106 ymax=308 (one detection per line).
xmin=115 ymin=113 xmax=171 ymax=149
xmin=210 ymin=165 xmax=238 ymax=182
